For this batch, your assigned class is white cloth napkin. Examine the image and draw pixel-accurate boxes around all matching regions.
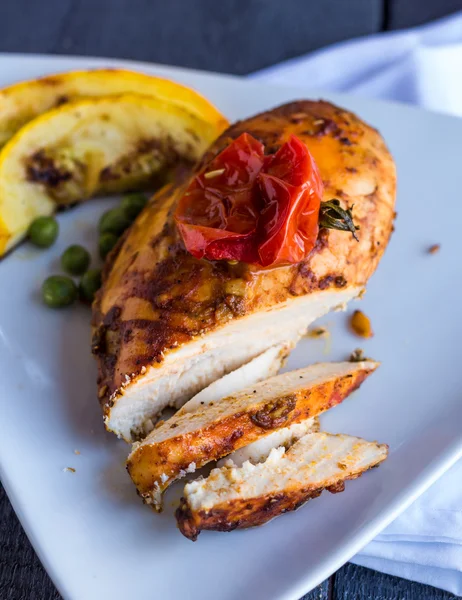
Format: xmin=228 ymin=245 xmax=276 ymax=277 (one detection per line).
xmin=251 ymin=12 xmax=462 ymax=117
xmin=250 ymin=12 xmax=462 ymax=595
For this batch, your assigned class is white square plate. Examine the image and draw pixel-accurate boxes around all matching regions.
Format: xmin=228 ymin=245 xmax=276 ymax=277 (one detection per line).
xmin=1 ymin=54 xmax=461 ymax=600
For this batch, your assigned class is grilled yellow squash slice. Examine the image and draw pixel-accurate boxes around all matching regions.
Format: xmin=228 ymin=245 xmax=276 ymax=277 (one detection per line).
xmin=0 ymin=69 xmax=227 ymax=148
xmin=0 ymin=94 xmax=222 ymax=255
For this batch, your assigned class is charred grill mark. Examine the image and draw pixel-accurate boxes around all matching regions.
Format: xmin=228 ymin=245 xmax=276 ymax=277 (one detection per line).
xmin=136 ymin=138 xmax=165 ymax=153
xmin=55 ymin=95 xmax=69 ymax=106
xmin=123 ymin=327 xmax=134 ymax=343
xmin=318 ymin=274 xmax=348 ymax=290
xmin=175 ymin=500 xmax=199 ymax=541
xmin=313 ymin=228 xmax=330 ymax=253
xmin=250 ymin=396 xmax=296 ymax=429
xmin=314 ymin=118 xmax=342 ymax=138
xmin=220 ymin=428 xmax=245 ymax=455
xmin=126 ymin=248 xmax=247 ymax=327
xmin=335 ymin=275 xmax=347 ymax=287
xmin=288 ymin=262 xmax=316 ymax=295
xmin=327 ymin=481 xmax=346 ymax=493
xmin=91 ymin=327 xmax=105 ymax=355
xmin=262 ymin=494 xmax=285 ymax=511
xmin=92 ymin=306 xmax=124 ymax=399
xmin=99 ymin=138 xmax=193 ymax=183
xmin=288 ymin=251 xmax=348 ymax=296
xmin=224 ymin=293 xmax=246 ymax=314
xmin=104 ymin=306 xmax=122 ymax=329
xmin=25 ymin=150 xmax=72 ymax=187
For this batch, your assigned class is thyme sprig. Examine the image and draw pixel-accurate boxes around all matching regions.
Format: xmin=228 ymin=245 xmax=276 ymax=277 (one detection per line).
xmin=319 ymin=199 xmax=359 ymax=241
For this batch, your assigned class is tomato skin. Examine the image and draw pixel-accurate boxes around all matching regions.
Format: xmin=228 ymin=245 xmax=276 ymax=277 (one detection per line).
xmin=257 ymin=136 xmax=323 ymax=266
xmin=175 ymin=222 xmax=258 ymax=263
xmin=175 ymin=133 xmax=324 ymax=267
xmin=175 ymin=133 xmax=264 ymax=262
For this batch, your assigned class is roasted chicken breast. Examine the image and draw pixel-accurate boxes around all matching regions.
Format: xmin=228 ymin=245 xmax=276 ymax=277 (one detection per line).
xmin=127 ymin=360 xmax=378 ymax=509
xmin=176 ymin=431 xmax=388 ymax=540
xmin=92 ymin=100 xmax=396 ymax=442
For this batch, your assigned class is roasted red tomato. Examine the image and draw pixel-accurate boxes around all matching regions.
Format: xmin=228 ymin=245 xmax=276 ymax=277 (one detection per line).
xmin=175 ymin=133 xmax=264 ymax=263
xmin=175 ymin=133 xmax=324 ymax=267
xmin=258 ymin=135 xmax=323 ymax=266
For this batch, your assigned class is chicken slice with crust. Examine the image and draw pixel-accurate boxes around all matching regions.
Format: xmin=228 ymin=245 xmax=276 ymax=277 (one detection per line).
xmin=176 ymin=431 xmax=388 ymax=540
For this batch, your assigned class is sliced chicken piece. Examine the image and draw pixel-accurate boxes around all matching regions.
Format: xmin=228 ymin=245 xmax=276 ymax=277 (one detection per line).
xmin=217 ymin=417 xmax=320 ymax=467
xmin=127 ymin=360 xmax=378 ymax=509
xmin=176 ymin=431 xmax=388 ymax=540
xmin=139 ymin=343 xmax=290 ymax=436
xmin=93 ymin=100 xmax=396 ymax=443
xmin=97 ymin=286 xmax=355 ymax=442
xmin=177 ymin=343 xmax=289 ymax=416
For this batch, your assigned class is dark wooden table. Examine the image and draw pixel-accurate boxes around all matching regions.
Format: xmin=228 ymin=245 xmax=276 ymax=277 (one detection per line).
xmin=1 ymin=1 xmax=461 ymax=598
xmin=1 ymin=482 xmax=459 ymax=600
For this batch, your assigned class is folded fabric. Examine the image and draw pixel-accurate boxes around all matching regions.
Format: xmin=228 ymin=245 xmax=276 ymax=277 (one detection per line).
xmin=356 ymin=459 xmax=462 ymax=595
xmin=250 ymin=12 xmax=462 ymax=595
xmin=251 ymin=12 xmax=462 ymax=117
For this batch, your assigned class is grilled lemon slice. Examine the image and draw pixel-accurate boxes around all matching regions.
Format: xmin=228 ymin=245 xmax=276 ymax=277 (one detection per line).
xmin=0 ymin=68 xmax=227 ymax=148
xmin=0 ymin=94 xmax=221 ymax=255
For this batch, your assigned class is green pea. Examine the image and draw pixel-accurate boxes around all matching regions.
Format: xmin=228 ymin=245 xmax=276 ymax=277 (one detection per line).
xmin=99 ymin=207 xmax=131 ymax=236
xmin=99 ymin=232 xmax=118 ymax=259
xmin=79 ymin=269 xmax=102 ymax=304
xmin=28 ymin=216 xmax=59 ymax=248
xmin=42 ymin=275 xmax=77 ymax=308
xmin=61 ymin=244 xmax=91 ymax=275
xmin=121 ymin=193 xmax=148 ymax=220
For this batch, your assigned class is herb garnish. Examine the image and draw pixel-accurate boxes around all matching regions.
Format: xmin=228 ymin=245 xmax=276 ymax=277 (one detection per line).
xmin=319 ymin=199 xmax=359 ymax=241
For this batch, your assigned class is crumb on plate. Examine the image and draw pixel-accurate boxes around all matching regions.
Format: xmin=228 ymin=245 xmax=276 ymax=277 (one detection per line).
xmin=306 ymin=326 xmax=330 ymax=339
xmin=349 ymin=348 xmax=367 ymax=362
xmin=350 ymin=310 xmax=373 ymax=338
